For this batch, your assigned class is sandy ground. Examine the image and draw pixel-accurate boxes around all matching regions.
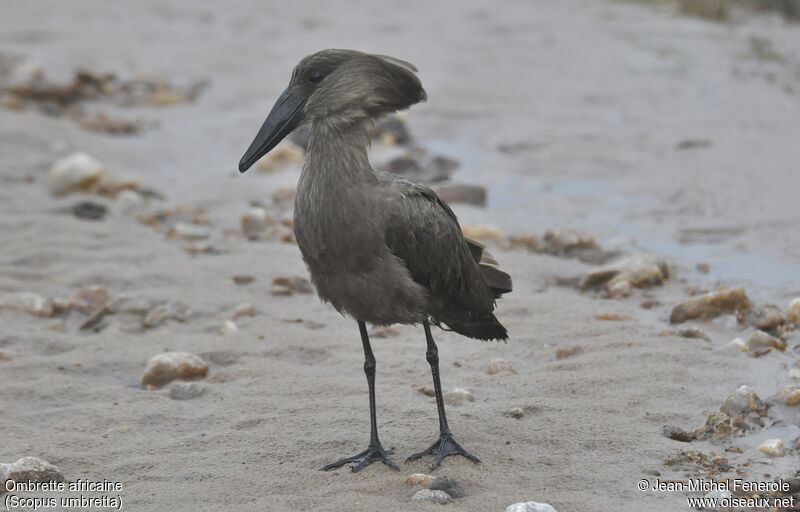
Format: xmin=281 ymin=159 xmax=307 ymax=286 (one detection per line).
xmin=2 ymin=1 xmax=800 ymax=511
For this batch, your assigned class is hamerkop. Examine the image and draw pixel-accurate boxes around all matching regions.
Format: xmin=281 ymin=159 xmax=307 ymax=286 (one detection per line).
xmin=239 ymin=49 xmax=512 ymax=472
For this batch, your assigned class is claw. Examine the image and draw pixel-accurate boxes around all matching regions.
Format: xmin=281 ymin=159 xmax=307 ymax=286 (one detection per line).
xmin=406 ymin=433 xmax=480 ymax=469
xmin=322 ymin=444 xmax=400 ymax=472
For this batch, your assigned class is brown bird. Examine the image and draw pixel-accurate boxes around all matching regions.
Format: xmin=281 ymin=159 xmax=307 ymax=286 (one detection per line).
xmin=239 ymin=49 xmax=512 ymax=472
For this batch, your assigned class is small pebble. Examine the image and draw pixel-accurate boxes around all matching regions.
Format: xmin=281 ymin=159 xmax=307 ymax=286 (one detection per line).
xmin=231 ymin=274 xmax=255 ymax=285
xmin=0 ymin=292 xmax=54 ymax=317
xmin=241 ymin=207 xmax=274 ymax=240
xmin=670 ymin=288 xmax=752 ymax=324
xmin=789 ymin=369 xmax=800 ymax=380
xmin=443 ymin=388 xmax=474 ymax=406
xmin=168 ymin=222 xmax=210 ymax=241
xmin=114 ymin=189 xmax=145 ymax=216
xmin=720 ymin=385 xmax=765 ymax=417
xmin=746 ymin=330 xmax=785 ymax=352
xmin=751 ymin=304 xmax=785 ymax=332
xmin=662 ymin=425 xmax=696 ymax=442
xmin=412 ymin=489 xmax=452 ymax=505
xmin=72 ymin=201 xmax=107 ymax=220
xmin=505 ymin=502 xmax=558 ymax=512
xmin=230 ymin=303 xmax=255 ymax=321
xmin=142 ymin=351 xmax=209 ymax=388
xmin=0 ymin=457 xmax=65 ymax=488
xmin=726 ymin=338 xmax=748 ymax=352
xmin=168 ymin=382 xmax=205 ymax=400
xmin=554 ymin=346 xmax=579 ymax=359
xmin=677 ymin=326 xmax=711 ymax=342
xmin=704 ymin=489 xmax=732 ymax=500
xmin=504 ymin=407 xmax=525 ymax=419
xmin=220 ymin=320 xmax=239 ymax=334
xmin=487 ymin=358 xmax=517 ymax=375
xmin=787 ymin=298 xmax=800 ymax=324
xmin=405 ymin=473 xmax=436 ymax=487
xmin=47 ymin=151 xmax=104 ymax=195
xmin=758 ymin=439 xmax=785 ymax=457
xmin=772 ymin=385 xmax=800 ymax=406
xmin=142 ymin=302 xmax=188 ymax=328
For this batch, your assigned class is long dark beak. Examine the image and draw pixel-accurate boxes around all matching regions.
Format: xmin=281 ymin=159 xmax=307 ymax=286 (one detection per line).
xmin=239 ymin=86 xmax=306 ymax=173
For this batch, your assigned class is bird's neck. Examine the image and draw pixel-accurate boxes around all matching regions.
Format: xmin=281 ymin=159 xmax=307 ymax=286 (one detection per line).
xmin=303 ymin=119 xmax=378 ymax=186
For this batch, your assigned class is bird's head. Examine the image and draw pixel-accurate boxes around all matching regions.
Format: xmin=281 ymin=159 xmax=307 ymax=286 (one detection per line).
xmin=239 ymin=49 xmax=426 ymax=173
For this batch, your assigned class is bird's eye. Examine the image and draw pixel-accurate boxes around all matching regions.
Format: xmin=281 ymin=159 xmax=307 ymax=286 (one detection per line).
xmin=308 ymin=70 xmax=324 ymax=84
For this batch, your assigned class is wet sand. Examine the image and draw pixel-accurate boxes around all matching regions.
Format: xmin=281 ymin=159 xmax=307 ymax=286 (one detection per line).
xmin=2 ymin=1 xmax=800 ymax=511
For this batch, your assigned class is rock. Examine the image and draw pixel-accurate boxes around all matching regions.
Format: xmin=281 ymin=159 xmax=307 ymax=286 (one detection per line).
xmin=664 ymin=449 xmax=708 ymax=467
xmin=726 ymin=338 xmax=748 ymax=352
xmin=0 ymin=457 xmax=64 ymax=492
xmin=431 ymin=184 xmax=487 ymax=207
xmin=696 ymin=262 xmax=711 ymax=273
xmin=662 ymin=425 xmax=696 ymax=442
xmin=758 ymin=439 xmax=785 ymax=457
xmin=412 ymin=489 xmax=452 ymax=505
xmin=595 ymin=313 xmax=630 ymax=321
xmin=270 ymin=276 xmax=313 ymax=296
xmin=787 ymin=298 xmax=800 ymax=324
xmin=443 ymin=388 xmax=474 ymax=406
xmin=720 ymin=385 xmax=766 ymax=417
xmin=47 ymin=152 xmax=104 ymax=195
xmin=415 ymin=386 xmax=436 ymax=397
xmin=256 ymin=142 xmax=304 ymax=172
xmin=231 ymin=274 xmax=255 ymax=285
xmin=745 ymin=330 xmax=786 ymax=352
xmin=428 ymin=477 xmax=465 ymax=499
xmin=405 ymin=473 xmax=436 ymax=487
xmin=670 ymin=288 xmax=752 ymax=324
xmin=554 ymin=346 xmax=580 ymax=359
xmin=241 ymin=207 xmax=274 ymax=240
xmin=72 ymin=200 xmax=107 ymax=220
xmin=142 ymin=351 xmax=209 ymax=388
xmin=461 ymin=224 xmax=506 ymax=243
xmin=581 ymin=254 xmax=669 ymax=292
xmin=772 ymin=386 xmax=800 ymax=406
xmin=543 ymin=229 xmax=597 ymax=255
xmin=676 ymin=327 xmax=711 ymax=342
xmin=142 ymin=302 xmax=188 ymax=328
xmin=168 ymin=382 xmax=205 ymax=400
xmin=230 ymin=303 xmax=255 ymax=321
xmin=505 ymin=502 xmax=558 ymax=512
xmin=695 ymin=412 xmax=734 ymax=439
xmin=167 ymin=222 xmax=209 ymax=241
xmin=220 ymin=320 xmax=238 ymax=334
xmin=504 ymin=407 xmax=525 ymax=419
xmin=0 ymin=292 xmax=54 ymax=317
xmin=114 ymin=190 xmax=145 ymax=216
xmin=790 ymin=368 xmax=800 ymax=380
xmin=380 ymin=152 xmax=458 ymax=183
xmin=68 ymin=286 xmax=110 ymax=314
xmin=487 ymin=358 xmax=517 ymax=375
xmin=751 ymin=304 xmax=785 ymax=333
xmin=507 ymin=234 xmax=539 ymax=251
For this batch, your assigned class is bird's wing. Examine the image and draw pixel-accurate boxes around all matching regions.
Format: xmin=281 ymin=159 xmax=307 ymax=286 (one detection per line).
xmin=384 ymin=181 xmax=496 ymax=314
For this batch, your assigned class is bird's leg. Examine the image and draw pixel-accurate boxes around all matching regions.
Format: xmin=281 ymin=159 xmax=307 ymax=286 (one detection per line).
xmin=321 ymin=321 xmax=399 ymax=472
xmin=406 ymin=320 xmax=480 ymax=469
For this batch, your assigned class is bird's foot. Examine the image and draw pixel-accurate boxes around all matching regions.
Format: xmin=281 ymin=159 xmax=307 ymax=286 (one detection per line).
xmin=406 ymin=432 xmax=480 ymax=469
xmin=321 ymin=443 xmax=400 ymax=473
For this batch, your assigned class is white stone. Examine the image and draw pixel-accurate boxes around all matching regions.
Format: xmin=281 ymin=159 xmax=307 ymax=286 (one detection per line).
xmin=114 ymin=190 xmax=145 ymax=216
xmin=704 ymin=489 xmax=732 ymax=500
xmin=726 ymin=338 xmax=748 ymax=352
xmin=789 ymin=369 xmax=800 ymax=380
xmin=220 ymin=320 xmax=238 ymax=334
xmin=788 ymin=298 xmax=800 ymax=324
xmin=412 ymin=489 xmax=452 ymax=504
xmin=758 ymin=439 xmax=785 ymax=457
xmin=241 ymin=207 xmax=274 ymax=240
xmin=47 ymin=152 xmax=104 ymax=195
xmin=1 ymin=457 xmax=64 ymax=489
xmin=505 ymin=502 xmax=558 ymax=512
xmin=142 ymin=352 xmax=209 ymax=388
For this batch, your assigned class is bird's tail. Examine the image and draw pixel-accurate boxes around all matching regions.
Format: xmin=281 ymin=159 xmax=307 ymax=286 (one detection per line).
xmin=446 ymin=312 xmax=508 ymax=341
